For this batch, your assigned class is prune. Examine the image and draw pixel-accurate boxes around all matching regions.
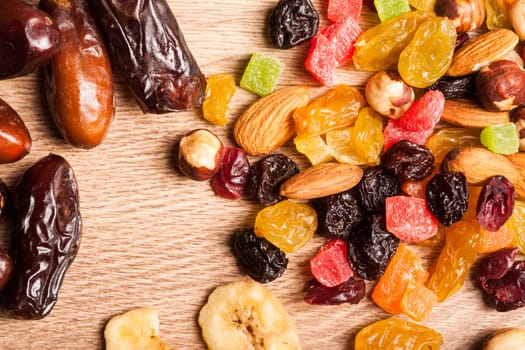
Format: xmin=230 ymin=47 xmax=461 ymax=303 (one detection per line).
xmin=91 ymin=0 xmax=206 ymax=113
xmin=426 ymin=171 xmax=469 ymax=226
xmin=313 ymin=189 xmax=365 ymax=240
xmin=268 ymin=0 xmax=319 ymax=49
xmin=477 ymin=247 xmax=525 ymax=311
xmin=356 ymin=166 xmax=401 ymax=213
xmin=0 ymin=250 xmax=14 ymax=291
xmin=304 ymin=278 xmax=365 ymax=305
xmin=211 ymin=147 xmax=250 ymax=200
xmin=247 ymin=153 xmax=299 ymax=206
xmin=381 ymin=140 xmax=435 ymax=183
xmin=347 ymin=215 xmax=400 ymax=280
xmin=426 ymin=74 xmax=476 ymax=99
xmin=40 ymin=0 xmax=114 ymax=149
xmin=232 ymin=228 xmax=288 ymax=283
xmin=0 ymin=97 xmax=32 ymax=164
xmin=0 ymin=0 xmax=60 ymax=79
xmin=3 ymin=154 xmax=82 ymax=319
xmin=477 ymin=175 xmax=515 ymax=232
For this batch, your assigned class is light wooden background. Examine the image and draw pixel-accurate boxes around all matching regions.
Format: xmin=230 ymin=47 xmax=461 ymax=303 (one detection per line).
xmin=0 ymin=0 xmax=523 ymax=349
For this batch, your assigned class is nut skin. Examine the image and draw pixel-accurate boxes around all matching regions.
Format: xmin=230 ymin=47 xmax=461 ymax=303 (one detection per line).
xmin=0 ymin=98 xmax=31 ymax=164
xmin=40 ymin=0 xmax=115 ymax=149
xmin=178 ymin=129 xmax=224 ymax=181
xmin=434 ymin=0 xmax=485 ymax=32
xmin=476 ymin=60 xmax=525 ymax=111
xmin=0 ymin=0 xmax=61 ymax=79
xmin=365 ymin=70 xmax=414 ymax=119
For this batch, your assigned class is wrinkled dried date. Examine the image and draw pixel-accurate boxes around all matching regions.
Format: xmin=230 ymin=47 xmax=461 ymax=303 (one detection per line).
xmin=0 ymin=178 xmax=13 ymax=222
xmin=0 ymin=0 xmax=61 ymax=79
xmin=40 ymin=0 xmax=115 ymax=149
xmin=3 ymin=154 xmax=82 ymax=319
xmin=91 ymin=0 xmax=206 ymax=113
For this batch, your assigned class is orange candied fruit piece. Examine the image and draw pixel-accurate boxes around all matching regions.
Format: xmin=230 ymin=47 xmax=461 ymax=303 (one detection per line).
xmin=372 ymin=244 xmax=429 ymax=315
xmin=400 ymin=280 xmax=438 ymax=321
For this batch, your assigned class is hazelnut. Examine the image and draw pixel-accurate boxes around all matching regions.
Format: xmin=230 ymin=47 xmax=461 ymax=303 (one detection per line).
xmin=365 ymin=70 xmax=415 ymax=119
xmin=483 ymin=328 xmax=525 ymax=350
xmin=476 ymin=60 xmax=525 ymax=111
xmin=178 ymin=129 xmax=223 ymax=181
xmin=434 ymin=0 xmax=485 ymax=32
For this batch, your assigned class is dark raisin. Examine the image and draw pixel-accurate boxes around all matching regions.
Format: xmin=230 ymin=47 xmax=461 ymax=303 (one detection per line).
xmin=313 ymin=189 xmax=365 ymax=240
xmin=476 ymin=175 xmax=515 ymax=232
xmin=347 ymin=215 xmax=399 ymax=280
xmin=304 ymin=278 xmax=365 ymax=305
xmin=247 ymin=153 xmax=299 ymax=206
xmin=381 ymin=140 xmax=434 ymax=183
xmin=211 ymin=147 xmax=250 ymax=200
xmin=356 ymin=166 xmax=401 ymax=214
xmin=425 ymin=74 xmax=476 ymax=99
xmin=268 ymin=0 xmax=319 ymax=49
xmin=477 ymin=247 xmax=525 ymax=312
xmin=232 ymin=228 xmax=288 ymax=283
xmin=426 ymin=171 xmax=469 ymax=226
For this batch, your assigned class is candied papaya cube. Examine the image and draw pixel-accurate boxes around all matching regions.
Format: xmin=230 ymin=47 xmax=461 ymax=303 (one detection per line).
xmin=328 ymin=0 xmax=363 ymax=22
xmin=240 ymin=53 xmax=285 ymax=96
xmin=385 ymin=196 xmax=439 ymax=242
xmin=374 ymin=0 xmax=411 ymax=22
xmin=310 ymin=238 xmax=354 ymax=287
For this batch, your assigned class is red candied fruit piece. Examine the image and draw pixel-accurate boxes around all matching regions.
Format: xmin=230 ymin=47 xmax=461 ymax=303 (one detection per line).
xmin=328 ymin=0 xmax=363 ymax=23
xmin=395 ymin=90 xmax=445 ymax=132
xmin=310 ymin=238 xmax=354 ymax=287
xmin=383 ymin=120 xmax=434 ymax=150
xmin=385 ymin=196 xmax=439 ymax=242
xmin=305 ymin=15 xmax=361 ymax=86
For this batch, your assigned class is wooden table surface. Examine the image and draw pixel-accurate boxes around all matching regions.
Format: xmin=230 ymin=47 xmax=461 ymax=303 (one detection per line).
xmin=0 ymin=0 xmax=524 ymax=349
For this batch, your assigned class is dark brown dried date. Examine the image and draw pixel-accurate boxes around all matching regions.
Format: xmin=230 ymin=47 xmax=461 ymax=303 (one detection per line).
xmin=40 ymin=0 xmax=115 ymax=149
xmin=0 ymin=0 xmax=61 ymax=79
xmin=91 ymin=0 xmax=206 ymax=113
xmin=3 ymin=154 xmax=82 ymax=319
xmin=0 ymin=98 xmax=31 ymax=164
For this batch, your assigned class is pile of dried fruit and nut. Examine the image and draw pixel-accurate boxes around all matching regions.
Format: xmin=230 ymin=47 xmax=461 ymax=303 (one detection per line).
xmin=185 ymin=0 xmax=525 ymax=348
xmin=2 ymin=0 xmax=525 ymax=348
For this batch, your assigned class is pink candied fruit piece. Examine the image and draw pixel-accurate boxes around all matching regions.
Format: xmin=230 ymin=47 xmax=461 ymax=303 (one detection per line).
xmin=305 ymin=15 xmax=362 ymax=86
xmin=310 ymin=238 xmax=354 ymax=287
xmin=395 ymin=90 xmax=445 ymax=132
xmin=385 ymin=196 xmax=439 ymax=242
xmin=328 ymin=0 xmax=363 ymax=23
xmin=383 ymin=119 xmax=434 ymax=150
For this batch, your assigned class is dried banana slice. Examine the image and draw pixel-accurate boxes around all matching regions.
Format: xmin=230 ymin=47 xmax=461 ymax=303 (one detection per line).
xmin=104 ymin=307 xmax=174 ymax=350
xmin=198 ymin=280 xmax=301 ymax=350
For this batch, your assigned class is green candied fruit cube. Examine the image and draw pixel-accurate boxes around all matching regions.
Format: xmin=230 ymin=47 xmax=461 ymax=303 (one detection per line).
xmin=240 ymin=53 xmax=285 ymax=96
xmin=480 ymin=122 xmax=520 ymax=154
xmin=374 ymin=0 xmax=411 ymax=22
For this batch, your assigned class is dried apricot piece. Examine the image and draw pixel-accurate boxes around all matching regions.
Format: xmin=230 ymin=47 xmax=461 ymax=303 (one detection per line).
xmin=400 ymin=280 xmax=438 ymax=321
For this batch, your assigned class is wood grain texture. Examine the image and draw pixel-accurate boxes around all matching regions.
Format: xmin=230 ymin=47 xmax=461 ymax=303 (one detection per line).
xmin=0 ymin=1 xmax=523 ymax=349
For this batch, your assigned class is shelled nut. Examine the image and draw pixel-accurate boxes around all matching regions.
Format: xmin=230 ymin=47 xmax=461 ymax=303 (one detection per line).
xmin=477 ymin=60 xmax=525 ymax=111
xmin=434 ymin=0 xmax=485 ymax=32
xmin=365 ymin=70 xmax=415 ymax=119
xmin=178 ymin=129 xmax=223 ymax=181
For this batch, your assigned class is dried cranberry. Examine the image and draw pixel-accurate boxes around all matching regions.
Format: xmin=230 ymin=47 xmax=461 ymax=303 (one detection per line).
xmin=347 ymin=214 xmax=399 ymax=280
xmin=477 ymin=248 xmax=525 ymax=312
xmin=356 ymin=166 xmax=401 ymax=214
xmin=381 ymin=140 xmax=434 ymax=183
xmin=304 ymin=278 xmax=365 ymax=305
xmin=313 ymin=189 xmax=365 ymax=240
xmin=211 ymin=147 xmax=250 ymax=199
xmin=476 ymin=175 xmax=515 ymax=232
xmin=426 ymin=171 xmax=469 ymax=226
xmin=247 ymin=153 xmax=299 ymax=206
xmin=232 ymin=228 xmax=288 ymax=283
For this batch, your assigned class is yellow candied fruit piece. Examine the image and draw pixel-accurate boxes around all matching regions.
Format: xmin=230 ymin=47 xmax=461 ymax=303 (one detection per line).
xmin=202 ymin=73 xmax=236 ymax=126
xmin=294 ymin=134 xmax=333 ymax=165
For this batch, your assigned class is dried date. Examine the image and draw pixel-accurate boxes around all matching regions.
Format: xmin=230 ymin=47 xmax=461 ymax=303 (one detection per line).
xmin=0 ymin=98 xmax=31 ymax=164
xmin=3 ymin=154 xmax=82 ymax=319
xmin=268 ymin=0 xmax=319 ymax=49
xmin=0 ymin=250 xmax=14 ymax=291
xmin=91 ymin=0 xmax=206 ymax=113
xmin=0 ymin=0 xmax=60 ymax=79
xmin=247 ymin=153 xmax=299 ymax=206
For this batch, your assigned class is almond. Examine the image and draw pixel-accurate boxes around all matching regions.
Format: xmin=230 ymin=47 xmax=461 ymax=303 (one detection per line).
xmin=233 ymin=86 xmax=310 ymax=156
xmin=441 ymin=98 xmax=510 ymax=128
xmin=448 ymin=29 xmax=519 ymax=77
xmin=279 ymin=162 xmax=363 ymax=200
